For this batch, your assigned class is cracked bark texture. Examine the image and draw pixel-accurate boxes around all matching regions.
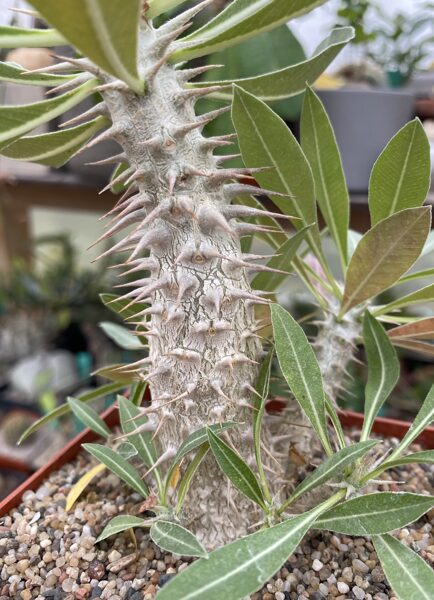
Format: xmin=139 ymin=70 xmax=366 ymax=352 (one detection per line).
xmin=70 ymin=13 xmax=360 ymax=548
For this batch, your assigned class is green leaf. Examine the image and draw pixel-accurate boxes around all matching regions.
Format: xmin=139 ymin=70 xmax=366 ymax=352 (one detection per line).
xmin=30 ymin=0 xmax=143 ymax=93
xmin=398 ymin=267 xmax=434 ymax=284
xmin=232 ymin=85 xmax=321 ymax=259
xmin=0 ymin=60 xmax=73 ymax=86
xmin=388 ymin=317 xmax=434 ymax=340
xmin=18 ymin=382 xmax=125 ymax=444
xmin=271 ymin=304 xmax=332 ymax=454
xmin=100 ymin=293 xmax=148 ymax=321
xmin=387 ymin=383 xmax=434 ymax=462
xmin=67 ymin=397 xmax=111 ymax=438
xmin=117 ymin=442 xmax=138 ymax=460
xmin=99 ymin=321 xmax=145 ymax=350
xmin=369 ymin=119 xmax=431 ymax=225
xmin=194 ymin=28 xmax=353 ymax=102
xmin=83 ymin=443 xmax=149 ymax=498
xmin=341 ymin=207 xmax=432 ymax=314
xmin=251 ymin=226 xmax=311 ymax=292
xmin=207 ymin=428 xmax=265 ymax=509
xmin=96 ymin=515 xmax=149 ymax=543
xmin=172 ymin=0 xmax=327 ymax=62
xmin=155 ymin=494 xmax=340 ymax=600
xmin=373 ymin=283 xmax=434 ymax=316
xmin=0 ymin=25 xmax=64 ymax=48
xmin=146 ymin=0 xmax=188 ymax=18
xmin=360 ymin=312 xmax=400 ymax=441
xmin=1 ymin=117 xmax=107 ymax=167
xmin=316 ymin=492 xmax=434 ymax=535
xmin=253 ymin=349 xmax=273 ymax=483
xmin=301 ymin=86 xmax=349 ymax=269
xmin=374 ymin=534 xmax=434 ymax=600
xmin=175 ymin=444 xmax=209 ymax=513
xmin=150 ymin=521 xmax=208 ymax=559
xmin=381 ymin=450 xmax=434 ymax=471
xmin=280 ymin=441 xmax=378 ymax=511
xmin=110 ymin=162 xmax=129 ymax=194
xmin=0 ymin=80 xmax=96 ymax=149
xmin=117 ymin=395 xmax=157 ymax=468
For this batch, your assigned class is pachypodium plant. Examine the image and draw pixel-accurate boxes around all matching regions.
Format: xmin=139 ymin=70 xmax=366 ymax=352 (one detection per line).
xmin=4 ymin=1 xmax=434 ymax=599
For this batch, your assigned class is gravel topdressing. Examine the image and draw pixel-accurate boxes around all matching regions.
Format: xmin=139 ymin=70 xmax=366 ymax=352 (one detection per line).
xmin=0 ymin=435 xmax=433 ymax=600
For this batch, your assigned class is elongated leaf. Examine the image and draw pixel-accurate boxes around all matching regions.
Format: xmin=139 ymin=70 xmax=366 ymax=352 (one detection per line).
xmin=99 ymin=321 xmax=145 ymax=350
xmin=117 ymin=395 xmax=157 ymax=468
xmin=207 ymin=428 xmax=265 ymax=509
xmin=83 ymin=443 xmax=149 ymax=498
xmin=0 ymin=25 xmax=64 ymax=48
xmin=251 ymin=226 xmax=311 ymax=291
xmin=66 ymin=463 xmax=105 ymax=511
xmin=341 ymin=207 xmax=431 ymax=314
xmin=194 ymin=28 xmax=353 ymax=102
xmin=388 ymin=317 xmax=434 ymax=340
xmin=374 ymin=283 xmax=434 ymax=316
xmin=1 ymin=117 xmax=107 ymax=167
xmin=381 ymin=450 xmax=434 ymax=471
xmin=173 ymin=0 xmax=327 ymax=62
xmin=100 ymin=293 xmax=148 ymax=321
xmin=361 ymin=312 xmax=399 ymax=440
xmin=301 ymin=86 xmax=349 ymax=268
xmin=398 ymin=267 xmax=434 ymax=284
xmin=156 ymin=495 xmax=338 ymax=600
xmin=388 ymin=384 xmax=434 ymax=461
xmin=369 ymin=119 xmax=431 ymax=225
xmin=374 ymin=534 xmax=434 ymax=600
xmin=150 ymin=521 xmax=208 ymax=559
xmin=253 ymin=350 xmax=273 ymax=474
xmin=391 ymin=339 xmax=434 ymax=358
xmin=175 ymin=444 xmax=209 ymax=512
xmin=67 ymin=397 xmax=111 ymax=438
xmin=96 ymin=515 xmax=149 ymax=543
xmin=146 ymin=0 xmax=189 ymax=18
xmin=281 ymin=441 xmax=377 ymax=510
xmin=93 ymin=363 xmax=138 ymax=384
xmin=0 ymin=80 xmax=96 ymax=149
xmin=271 ymin=304 xmax=332 ymax=454
xmin=232 ymin=85 xmax=321 ymax=259
xmin=18 ymin=382 xmax=125 ymax=444
xmin=0 ymin=60 xmax=73 ymax=86
xmin=30 ymin=0 xmax=143 ymax=93
xmin=316 ymin=492 xmax=434 ymax=535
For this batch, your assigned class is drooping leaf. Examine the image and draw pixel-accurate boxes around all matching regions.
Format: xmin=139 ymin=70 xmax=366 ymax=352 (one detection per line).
xmin=374 ymin=534 xmax=434 ymax=600
xmin=67 ymin=397 xmax=111 ymax=438
xmin=100 ymin=293 xmax=148 ymax=321
xmin=341 ymin=207 xmax=431 ymax=314
xmin=207 ymin=428 xmax=265 ymax=509
xmin=117 ymin=395 xmax=157 ymax=468
xmin=99 ymin=321 xmax=145 ymax=350
xmin=83 ymin=443 xmax=149 ymax=498
xmin=271 ymin=304 xmax=332 ymax=454
xmin=1 ymin=117 xmax=107 ymax=167
xmin=194 ymin=28 xmax=353 ymax=102
xmin=18 ymin=382 xmax=125 ymax=444
xmin=253 ymin=349 xmax=273 ymax=481
xmin=65 ymin=463 xmax=105 ymax=511
xmin=301 ymin=86 xmax=349 ymax=269
xmin=232 ymin=85 xmax=322 ymax=259
xmin=30 ymin=0 xmax=143 ymax=93
xmin=0 ymin=80 xmax=96 ymax=149
xmin=251 ymin=225 xmax=311 ymax=291
xmin=360 ymin=312 xmax=399 ymax=441
xmin=0 ymin=25 xmax=64 ymax=48
xmin=316 ymin=492 xmax=434 ymax=535
xmin=387 ymin=384 xmax=434 ymax=461
xmin=172 ymin=0 xmax=327 ymax=62
xmin=96 ymin=515 xmax=150 ymax=543
xmin=280 ymin=441 xmax=377 ymax=511
xmin=0 ymin=60 xmax=73 ymax=86
xmin=374 ymin=283 xmax=434 ymax=316
xmin=156 ymin=496 xmax=338 ymax=600
xmin=150 ymin=521 xmax=208 ymax=559
xmin=369 ymin=119 xmax=431 ymax=225
xmin=381 ymin=450 xmax=434 ymax=471
xmin=388 ymin=317 xmax=434 ymax=341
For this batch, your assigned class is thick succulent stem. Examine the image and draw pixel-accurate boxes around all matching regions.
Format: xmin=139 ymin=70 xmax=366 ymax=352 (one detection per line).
xmin=93 ymin=21 xmax=265 ymax=547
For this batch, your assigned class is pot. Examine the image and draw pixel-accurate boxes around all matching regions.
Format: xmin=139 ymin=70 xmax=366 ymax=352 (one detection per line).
xmin=1 ymin=402 xmax=432 ymax=517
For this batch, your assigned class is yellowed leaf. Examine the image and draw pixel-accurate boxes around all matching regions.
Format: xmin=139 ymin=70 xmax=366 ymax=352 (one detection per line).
xmin=66 ymin=463 xmax=105 ymax=511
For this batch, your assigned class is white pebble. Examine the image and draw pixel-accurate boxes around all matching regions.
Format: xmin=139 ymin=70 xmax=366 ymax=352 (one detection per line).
xmin=312 ymin=559 xmax=323 ymax=572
